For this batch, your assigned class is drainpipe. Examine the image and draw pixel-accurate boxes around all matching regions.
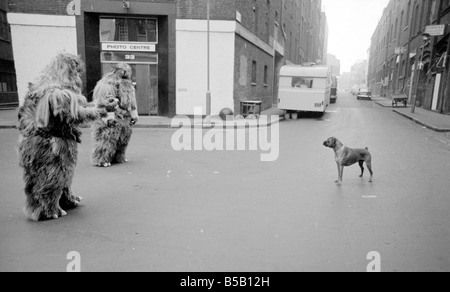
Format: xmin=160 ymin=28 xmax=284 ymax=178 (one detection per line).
xmin=406 ymin=1 xmax=417 ymax=105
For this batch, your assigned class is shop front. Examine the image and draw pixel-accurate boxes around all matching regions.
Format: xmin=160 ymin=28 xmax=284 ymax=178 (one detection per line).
xmin=76 ymin=0 xmax=176 ymax=117
xmin=100 ymin=17 xmax=159 ymax=115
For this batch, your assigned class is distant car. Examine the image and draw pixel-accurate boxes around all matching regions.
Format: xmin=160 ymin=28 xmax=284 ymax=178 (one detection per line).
xmin=357 ymin=89 xmax=372 ymax=100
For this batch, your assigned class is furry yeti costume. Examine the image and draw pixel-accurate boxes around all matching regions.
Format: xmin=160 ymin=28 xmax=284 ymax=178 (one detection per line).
xmin=18 ymin=53 xmax=106 ymax=221
xmin=91 ymin=63 xmax=139 ymax=167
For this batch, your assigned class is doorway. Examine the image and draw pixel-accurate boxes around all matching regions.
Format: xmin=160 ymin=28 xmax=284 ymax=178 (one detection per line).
xmin=134 ymin=64 xmax=158 ymax=115
xmin=101 ymin=62 xmax=159 ymax=116
xmin=431 ymin=74 xmax=441 ymax=111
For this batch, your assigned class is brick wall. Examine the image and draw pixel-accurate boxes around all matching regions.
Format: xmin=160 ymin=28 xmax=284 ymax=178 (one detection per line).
xmin=8 ymin=0 xmax=70 ymax=15
xmin=177 ymin=0 xmax=235 ymax=20
xmin=234 ymin=35 xmax=274 ymax=113
xmin=235 ymin=0 xmax=274 ymax=45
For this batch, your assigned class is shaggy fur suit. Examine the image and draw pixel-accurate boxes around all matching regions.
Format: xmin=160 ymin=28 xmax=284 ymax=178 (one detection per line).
xmin=18 ymin=53 xmax=107 ymax=221
xmin=91 ymin=63 xmax=139 ymax=167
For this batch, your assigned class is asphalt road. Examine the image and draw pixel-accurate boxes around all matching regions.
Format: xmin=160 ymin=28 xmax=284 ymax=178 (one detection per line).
xmin=1 ymin=93 xmax=450 ymax=272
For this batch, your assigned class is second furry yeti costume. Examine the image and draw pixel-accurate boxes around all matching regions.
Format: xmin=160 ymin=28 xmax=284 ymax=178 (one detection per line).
xmin=91 ymin=63 xmax=139 ymax=167
xmin=18 ymin=53 xmax=105 ymax=221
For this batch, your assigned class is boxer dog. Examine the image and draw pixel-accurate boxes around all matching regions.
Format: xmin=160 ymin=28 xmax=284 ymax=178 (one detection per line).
xmin=323 ymin=137 xmax=373 ymax=186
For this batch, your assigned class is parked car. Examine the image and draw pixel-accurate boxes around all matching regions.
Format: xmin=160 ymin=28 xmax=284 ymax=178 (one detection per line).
xmin=357 ymin=89 xmax=372 ymax=100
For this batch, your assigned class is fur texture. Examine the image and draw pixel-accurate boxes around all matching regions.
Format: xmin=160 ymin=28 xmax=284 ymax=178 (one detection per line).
xmin=18 ymin=53 xmax=105 ymax=221
xmin=91 ymin=63 xmax=139 ymax=167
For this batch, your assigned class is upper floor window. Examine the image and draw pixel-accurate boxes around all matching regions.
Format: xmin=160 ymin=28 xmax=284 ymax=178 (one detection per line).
xmin=441 ymin=0 xmax=450 ymax=12
xmin=264 ymin=65 xmax=269 ymax=85
xmin=251 ymin=61 xmax=257 ymax=84
xmin=0 ymin=10 xmax=10 ymax=42
xmin=100 ymin=18 xmax=158 ymax=43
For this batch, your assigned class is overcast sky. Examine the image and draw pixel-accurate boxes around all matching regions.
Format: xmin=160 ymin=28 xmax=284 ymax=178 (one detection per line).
xmin=322 ymin=0 xmax=390 ymax=73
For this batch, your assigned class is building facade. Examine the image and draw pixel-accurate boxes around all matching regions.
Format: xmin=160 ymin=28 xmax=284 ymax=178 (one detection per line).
xmin=8 ymin=0 xmax=326 ymax=117
xmin=327 ymin=54 xmax=340 ymax=76
xmin=321 ymin=11 xmax=328 ymax=65
xmin=368 ymin=0 xmax=450 ymax=114
xmin=0 ymin=0 xmax=18 ymax=108
xmin=8 ymin=0 xmax=79 ymax=108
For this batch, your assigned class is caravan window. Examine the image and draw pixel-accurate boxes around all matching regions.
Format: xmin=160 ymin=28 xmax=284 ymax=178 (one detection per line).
xmin=292 ymin=77 xmax=313 ymax=88
xmin=280 ymin=76 xmax=327 ymax=89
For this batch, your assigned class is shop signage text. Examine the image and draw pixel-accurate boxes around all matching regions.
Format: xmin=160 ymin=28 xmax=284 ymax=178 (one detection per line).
xmin=424 ymin=25 xmax=446 ymax=36
xmin=102 ymin=42 xmax=156 ymax=52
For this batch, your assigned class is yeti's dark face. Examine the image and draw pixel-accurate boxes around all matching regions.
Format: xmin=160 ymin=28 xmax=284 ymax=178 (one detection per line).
xmin=113 ymin=63 xmax=132 ymax=80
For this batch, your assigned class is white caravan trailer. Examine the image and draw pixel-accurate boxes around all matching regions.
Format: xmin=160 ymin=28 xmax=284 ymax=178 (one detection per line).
xmin=277 ymin=65 xmax=332 ymax=113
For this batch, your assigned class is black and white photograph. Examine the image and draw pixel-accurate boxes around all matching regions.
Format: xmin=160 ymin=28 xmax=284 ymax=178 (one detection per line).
xmin=1 ymin=0 xmax=450 ymax=277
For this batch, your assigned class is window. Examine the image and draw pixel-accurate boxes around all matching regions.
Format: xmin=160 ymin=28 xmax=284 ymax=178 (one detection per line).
xmin=390 ymin=24 xmax=394 ymax=42
xmin=251 ymin=61 xmax=257 ymax=84
xmin=100 ymin=18 xmax=158 ymax=43
xmin=419 ymin=2 xmax=425 ymax=33
xmin=137 ymin=19 xmax=148 ymax=42
xmin=263 ymin=65 xmax=269 ymax=85
xmin=118 ymin=19 xmax=129 ymax=41
xmin=441 ymin=0 xmax=450 ymax=12
xmin=0 ymin=72 xmax=17 ymax=93
xmin=406 ymin=1 xmax=411 ymax=28
xmin=253 ymin=0 xmax=258 ymax=34
xmin=0 ymin=10 xmax=10 ymax=42
xmin=292 ymin=77 xmax=313 ymax=89
xmin=394 ymin=18 xmax=398 ymax=42
xmin=414 ymin=4 xmax=420 ymax=34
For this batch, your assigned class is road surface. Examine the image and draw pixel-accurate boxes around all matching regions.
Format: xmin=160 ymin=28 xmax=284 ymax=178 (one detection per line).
xmin=1 ymin=93 xmax=450 ymax=272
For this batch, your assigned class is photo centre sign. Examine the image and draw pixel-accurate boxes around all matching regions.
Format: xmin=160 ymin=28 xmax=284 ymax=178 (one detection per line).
xmin=101 ymin=42 xmax=156 ymax=52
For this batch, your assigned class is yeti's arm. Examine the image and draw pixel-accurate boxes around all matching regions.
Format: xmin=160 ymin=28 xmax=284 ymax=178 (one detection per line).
xmin=18 ymin=93 xmax=39 ymax=135
xmin=74 ymin=95 xmax=106 ymax=124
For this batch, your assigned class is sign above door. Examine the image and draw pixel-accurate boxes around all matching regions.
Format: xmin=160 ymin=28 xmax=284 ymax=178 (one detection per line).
xmin=102 ymin=42 xmax=156 ymax=52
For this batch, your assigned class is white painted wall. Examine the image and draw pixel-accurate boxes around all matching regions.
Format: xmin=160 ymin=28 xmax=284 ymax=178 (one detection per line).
xmin=176 ymin=19 xmax=235 ymax=116
xmin=8 ymin=13 xmax=78 ymax=105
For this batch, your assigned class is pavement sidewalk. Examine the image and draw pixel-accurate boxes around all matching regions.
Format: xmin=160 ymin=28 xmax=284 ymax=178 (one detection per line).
xmin=373 ymin=96 xmax=450 ymax=132
xmin=4 ymin=98 xmax=449 ymax=132
xmin=0 ymin=107 xmax=286 ymax=129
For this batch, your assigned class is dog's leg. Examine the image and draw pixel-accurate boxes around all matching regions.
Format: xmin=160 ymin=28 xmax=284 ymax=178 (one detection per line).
xmin=337 ymin=165 xmax=344 ymax=186
xmin=366 ymin=161 xmax=373 ymax=183
xmin=358 ymin=160 xmax=365 ymax=178
xmin=335 ymin=164 xmax=344 ymax=186
xmin=334 ymin=163 xmax=340 ymax=184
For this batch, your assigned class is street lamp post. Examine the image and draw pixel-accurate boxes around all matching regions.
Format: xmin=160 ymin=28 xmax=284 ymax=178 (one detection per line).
xmin=206 ymin=0 xmax=211 ymax=117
